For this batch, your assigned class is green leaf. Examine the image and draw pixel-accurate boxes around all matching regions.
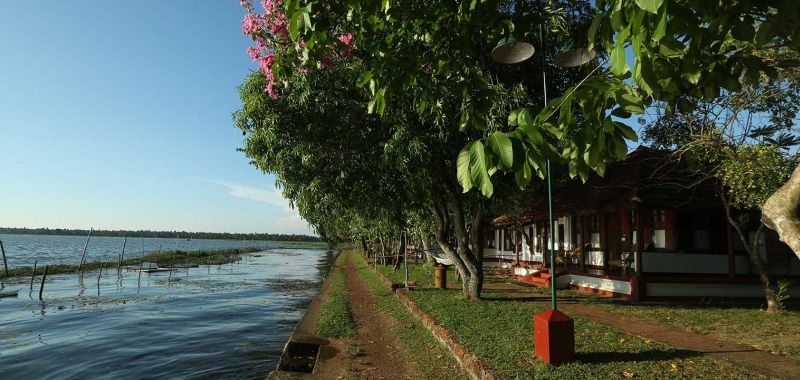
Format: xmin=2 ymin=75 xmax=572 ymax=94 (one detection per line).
xmin=519 ymin=123 xmax=543 ymax=146
xmin=469 ymin=141 xmax=494 ymax=197
xmin=587 ymin=16 xmax=602 ymax=51
xmin=611 ymin=26 xmax=630 ymax=75
xmin=508 ymin=109 xmax=522 ymax=126
xmin=659 ymin=36 xmax=685 ymax=58
xmin=515 ymin=161 xmax=532 ymax=189
xmin=681 ymin=68 xmax=702 ymax=84
xmin=615 ymin=122 xmax=639 ymax=142
xmin=457 ymin=144 xmax=473 ymax=192
xmin=518 ymin=108 xmax=535 ymax=128
xmin=488 ymin=132 xmax=513 ymax=170
xmin=652 ymin=2 xmax=667 ymax=42
xmin=356 ymin=72 xmax=373 ymax=87
xmin=635 ymin=0 xmax=662 ymax=14
xmin=611 ymin=45 xmax=626 ymax=75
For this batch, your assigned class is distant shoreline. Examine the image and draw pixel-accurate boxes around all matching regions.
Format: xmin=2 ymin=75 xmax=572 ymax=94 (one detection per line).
xmin=0 ymin=227 xmax=321 ymax=243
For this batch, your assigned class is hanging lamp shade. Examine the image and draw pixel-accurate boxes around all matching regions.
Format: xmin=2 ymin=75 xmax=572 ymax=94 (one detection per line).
xmin=553 ymin=47 xmax=596 ymax=68
xmin=491 ymin=36 xmax=535 ymax=64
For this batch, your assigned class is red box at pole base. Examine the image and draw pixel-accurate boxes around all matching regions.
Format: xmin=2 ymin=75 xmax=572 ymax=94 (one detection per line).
xmin=533 ymin=309 xmax=575 ymax=365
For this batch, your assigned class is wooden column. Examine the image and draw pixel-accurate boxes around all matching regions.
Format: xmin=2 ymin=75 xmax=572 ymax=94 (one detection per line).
xmin=726 ymin=217 xmax=736 ymax=280
xmin=601 ymin=213 xmax=609 ymax=271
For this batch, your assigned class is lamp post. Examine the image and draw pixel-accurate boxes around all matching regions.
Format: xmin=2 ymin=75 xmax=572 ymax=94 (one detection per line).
xmin=491 ymin=22 xmax=594 ymax=366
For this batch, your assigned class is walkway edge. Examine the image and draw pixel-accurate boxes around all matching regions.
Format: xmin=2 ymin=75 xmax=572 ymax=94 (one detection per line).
xmin=371 ymin=260 xmax=500 ymax=380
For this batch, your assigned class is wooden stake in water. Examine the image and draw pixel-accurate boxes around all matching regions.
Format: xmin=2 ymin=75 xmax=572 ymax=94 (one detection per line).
xmin=138 ymin=236 xmax=145 ymax=290
xmin=97 ymin=260 xmax=104 ymax=292
xmin=0 ymin=240 xmax=8 ymax=277
xmin=29 ymin=259 xmax=38 ymax=291
xmin=78 ymin=228 xmax=93 ymax=275
xmin=117 ymin=235 xmax=128 ymax=275
xmin=168 ymin=246 xmax=177 ymax=282
xmin=39 ymin=265 xmax=49 ymax=301
xmin=0 ymin=240 xmax=10 ymax=278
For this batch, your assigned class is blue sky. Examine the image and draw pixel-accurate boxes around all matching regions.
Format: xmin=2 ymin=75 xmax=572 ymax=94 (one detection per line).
xmin=0 ymin=1 xmax=313 ymax=235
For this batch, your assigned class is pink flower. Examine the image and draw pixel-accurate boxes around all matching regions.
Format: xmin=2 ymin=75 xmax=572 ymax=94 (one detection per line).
xmin=264 ymin=81 xmax=278 ymax=98
xmin=258 ymin=53 xmax=276 ymax=74
xmin=247 ymin=46 xmax=261 ymax=61
xmin=261 ymin=0 xmax=283 ymax=15
xmin=297 ymin=66 xmax=309 ymax=74
xmin=266 ymin=12 xmax=289 ymax=39
xmin=242 ymin=13 xmax=262 ymax=35
xmin=320 ymin=55 xmax=333 ymax=69
xmin=338 ymin=33 xmax=354 ymax=48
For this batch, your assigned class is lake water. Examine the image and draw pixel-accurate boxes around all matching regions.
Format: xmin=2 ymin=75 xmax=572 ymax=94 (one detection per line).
xmin=0 ymin=239 xmax=335 ymax=379
xmin=0 ymin=233 xmax=297 ymax=268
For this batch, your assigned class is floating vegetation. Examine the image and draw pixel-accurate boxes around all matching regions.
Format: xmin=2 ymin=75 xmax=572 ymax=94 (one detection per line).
xmin=265 ymin=279 xmax=319 ymax=292
xmin=0 ymin=247 xmax=263 ymax=280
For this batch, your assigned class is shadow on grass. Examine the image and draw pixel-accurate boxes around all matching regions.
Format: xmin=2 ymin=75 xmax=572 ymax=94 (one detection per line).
xmin=576 ymin=348 xmax=700 ymax=364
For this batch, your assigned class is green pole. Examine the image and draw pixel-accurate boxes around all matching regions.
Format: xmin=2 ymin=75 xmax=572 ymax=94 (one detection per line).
xmin=539 ymin=23 xmax=557 ymax=310
xmin=547 ymin=160 xmax=556 ymax=310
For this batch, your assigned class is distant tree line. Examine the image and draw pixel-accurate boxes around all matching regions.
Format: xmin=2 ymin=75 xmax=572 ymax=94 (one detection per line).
xmin=0 ymin=227 xmax=320 ymax=242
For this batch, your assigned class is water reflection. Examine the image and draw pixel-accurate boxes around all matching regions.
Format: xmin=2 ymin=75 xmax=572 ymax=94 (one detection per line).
xmin=0 ymin=248 xmax=336 ymax=379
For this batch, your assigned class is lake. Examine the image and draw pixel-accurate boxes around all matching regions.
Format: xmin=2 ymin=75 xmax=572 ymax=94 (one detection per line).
xmin=0 ymin=236 xmax=335 ymax=379
xmin=0 ymin=233 xmax=298 ymax=268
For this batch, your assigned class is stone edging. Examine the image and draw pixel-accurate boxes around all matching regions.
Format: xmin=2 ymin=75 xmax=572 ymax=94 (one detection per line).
xmin=371 ymin=262 xmax=501 ymax=380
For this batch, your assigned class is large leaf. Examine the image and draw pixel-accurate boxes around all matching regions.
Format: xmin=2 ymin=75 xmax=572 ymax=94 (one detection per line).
xmin=651 ymin=2 xmax=667 ymax=42
xmin=635 ymin=0 xmax=662 ymax=14
xmin=469 ymin=141 xmax=494 ymax=197
xmin=457 ymin=143 xmax=473 ymax=192
xmin=515 ymin=161 xmax=532 ymax=189
xmin=488 ymin=132 xmax=513 ymax=170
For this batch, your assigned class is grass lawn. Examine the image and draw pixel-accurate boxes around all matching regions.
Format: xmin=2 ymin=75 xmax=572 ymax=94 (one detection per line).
xmin=562 ymin=289 xmax=800 ymax=361
xmin=351 ymin=253 xmax=470 ymax=380
xmin=373 ymin=258 xmax=764 ymax=379
xmin=315 ymin=253 xmax=356 ymax=338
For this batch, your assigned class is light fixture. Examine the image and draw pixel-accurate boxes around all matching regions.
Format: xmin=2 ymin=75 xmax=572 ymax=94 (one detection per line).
xmin=553 ymin=47 xmax=596 ymax=68
xmin=490 ymin=36 xmax=535 ymax=64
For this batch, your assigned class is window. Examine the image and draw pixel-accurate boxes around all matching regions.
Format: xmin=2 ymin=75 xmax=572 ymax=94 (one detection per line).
xmin=503 ymin=230 xmax=514 ymax=251
xmin=589 ymin=214 xmax=601 ymax=249
xmin=693 ymin=230 xmax=710 ymax=250
xmin=484 ymin=230 xmax=496 ymax=249
xmin=652 ymin=209 xmax=667 ymax=249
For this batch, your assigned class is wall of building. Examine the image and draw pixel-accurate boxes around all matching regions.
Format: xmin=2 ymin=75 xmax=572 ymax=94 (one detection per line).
xmin=641 ymin=251 xmax=751 ymax=274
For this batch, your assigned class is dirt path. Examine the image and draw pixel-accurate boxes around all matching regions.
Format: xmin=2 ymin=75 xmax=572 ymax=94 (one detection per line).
xmin=342 ymin=254 xmax=416 ymax=380
xmin=484 ymin=282 xmax=800 ymax=379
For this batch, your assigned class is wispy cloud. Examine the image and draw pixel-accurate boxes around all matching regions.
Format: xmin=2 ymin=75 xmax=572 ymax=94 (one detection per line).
xmin=203 ymin=179 xmax=295 ymax=213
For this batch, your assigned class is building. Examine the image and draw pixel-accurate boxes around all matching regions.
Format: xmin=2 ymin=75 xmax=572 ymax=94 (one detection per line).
xmin=483 ymin=147 xmax=800 ymax=300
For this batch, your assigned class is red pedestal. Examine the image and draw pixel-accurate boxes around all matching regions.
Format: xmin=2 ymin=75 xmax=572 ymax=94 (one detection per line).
xmin=533 ymin=309 xmax=575 ymax=365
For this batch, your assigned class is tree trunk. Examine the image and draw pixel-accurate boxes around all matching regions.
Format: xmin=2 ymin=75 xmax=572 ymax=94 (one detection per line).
xmin=360 ymin=237 xmax=369 ymax=257
xmin=421 ymin=238 xmax=435 ymax=265
xmin=762 ymin=164 xmax=800 ymax=260
xmin=427 ymin=177 xmax=485 ymax=300
xmin=724 ymin=194 xmax=783 ymax=312
xmin=393 ymin=234 xmax=405 ymax=271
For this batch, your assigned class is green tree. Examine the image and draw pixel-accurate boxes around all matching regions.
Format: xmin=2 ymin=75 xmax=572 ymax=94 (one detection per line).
xmin=240 ymin=0 xmax=597 ymax=300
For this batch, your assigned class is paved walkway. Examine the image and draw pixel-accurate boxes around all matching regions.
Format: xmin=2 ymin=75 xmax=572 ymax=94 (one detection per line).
xmin=484 ymin=282 xmax=800 ymax=379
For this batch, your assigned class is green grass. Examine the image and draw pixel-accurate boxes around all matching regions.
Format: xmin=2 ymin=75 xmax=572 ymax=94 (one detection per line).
xmin=0 ymin=247 xmax=262 ymax=280
xmin=351 ymin=252 xmax=470 ymax=380
xmin=375 ymin=258 xmax=462 ymax=288
xmin=374 ymin=260 xmax=764 ymax=379
xmin=569 ymin=291 xmax=800 ymax=361
xmin=315 ymin=254 xmax=356 ymax=338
